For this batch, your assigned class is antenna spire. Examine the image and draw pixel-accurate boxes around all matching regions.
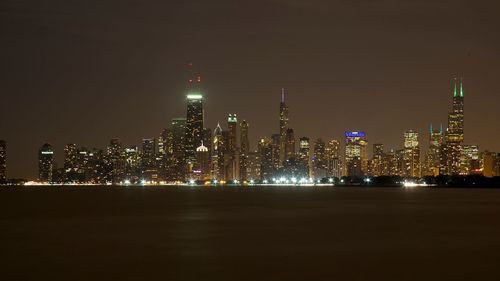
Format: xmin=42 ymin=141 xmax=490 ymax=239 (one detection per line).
xmin=453 ymin=78 xmax=457 ymax=97
xmin=281 ymin=88 xmax=285 ymax=103
xmin=460 ymin=78 xmax=464 ymax=97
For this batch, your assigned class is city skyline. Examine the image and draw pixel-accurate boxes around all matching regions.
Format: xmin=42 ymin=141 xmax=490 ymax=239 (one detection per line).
xmin=2 ymin=1 xmax=500 ymax=179
xmin=0 ymin=74 xmax=498 ymax=180
xmin=1 ymin=74 xmax=499 ymax=182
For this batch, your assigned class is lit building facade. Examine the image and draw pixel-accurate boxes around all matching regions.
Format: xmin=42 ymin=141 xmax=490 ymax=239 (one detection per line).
xmin=443 ymin=78 xmax=465 ymax=175
xmin=225 ymin=114 xmax=239 ymax=181
xmin=212 ymin=123 xmax=225 ymax=180
xmin=185 ymin=94 xmax=204 ymax=173
xmin=240 ymin=120 xmax=249 ymax=181
xmin=39 ymin=143 xmax=54 ymax=182
xmin=284 ymin=128 xmax=295 ymax=161
xmin=344 ymin=132 xmax=368 ymax=177
xmin=195 ymin=142 xmax=210 ymax=180
xmin=0 ymin=140 xmax=6 ymax=182
xmin=171 ymin=118 xmax=186 ymax=181
xmin=424 ymin=124 xmax=443 ymax=176
xmin=326 ymin=140 xmax=341 ymax=178
xmin=371 ymin=143 xmax=384 ymax=176
xmin=298 ymin=137 xmax=311 ymax=178
xmin=402 ymin=130 xmax=420 ymax=177
xmin=279 ymin=88 xmax=289 ymax=167
xmin=460 ymin=145 xmax=480 ymax=175
xmin=313 ymin=138 xmax=327 ymax=178
xmin=258 ymin=137 xmax=274 ymax=181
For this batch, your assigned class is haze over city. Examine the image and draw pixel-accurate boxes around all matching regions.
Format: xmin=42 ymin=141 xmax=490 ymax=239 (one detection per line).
xmin=1 ymin=0 xmax=500 ymax=179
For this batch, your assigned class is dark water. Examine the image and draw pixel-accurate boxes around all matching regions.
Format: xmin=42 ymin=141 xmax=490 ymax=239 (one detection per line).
xmin=1 ymin=186 xmax=500 ymax=281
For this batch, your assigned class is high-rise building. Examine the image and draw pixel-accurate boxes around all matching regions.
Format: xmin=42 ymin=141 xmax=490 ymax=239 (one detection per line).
xmin=371 ymin=143 xmax=384 ymax=176
xmin=298 ymin=137 xmax=311 ymax=178
xmin=279 ymin=88 xmax=289 ymax=167
xmin=171 ymin=118 xmax=186 ymax=181
xmin=382 ymin=148 xmax=398 ymax=176
xmin=195 ymin=142 xmax=210 ymax=180
xmin=247 ymin=151 xmax=261 ymax=182
xmin=184 ymin=68 xmax=204 ymax=174
xmin=38 ymin=143 xmax=54 ymax=182
xmin=124 ymin=146 xmax=141 ymax=182
xmin=402 ymin=130 xmax=420 ymax=177
xmin=240 ymin=120 xmax=249 ymax=156
xmin=482 ymin=151 xmax=496 ymax=177
xmin=460 ymin=145 xmax=480 ymax=175
xmin=271 ymin=134 xmax=281 ymax=172
xmin=212 ymin=123 xmax=225 ymax=180
xmin=326 ymin=140 xmax=341 ymax=178
xmin=63 ymin=143 xmax=79 ymax=182
xmin=313 ymin=138 xmax=327 ymax=179
xmin=185 ymin=93 xmax=204 ymax=172
xmin=284 ymin=128 xmax=295 ymax=161
xmin=258 ymin=137 xmax=274 ymax=181
xmin=227 ymin=114 xmax=238 ymax=153
xmin=141 ymin=138 xmax=157 ymax=181
xmin=0 ymin=140 xmax=6 ymax=183
xmin=443 ymin=78 xmax=465 ymax=175
xmin=158 ymin=128 xmax=172 ymax=156
xmin=240 ymin=120 xmax=249 ymax=181
xmin=107 ymin=138 xmax=125 ymax=183
xmin=344 ymin=132 xmax=368 ymax=177
xmin=224 ymin=114 xmax=239 ymax=181
xmin=424 ymin=124 xmax=443 ymax=176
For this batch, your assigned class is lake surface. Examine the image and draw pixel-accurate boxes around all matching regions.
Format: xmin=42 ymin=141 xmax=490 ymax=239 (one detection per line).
xmin=1 ymin=186 xmax=500 ymax=281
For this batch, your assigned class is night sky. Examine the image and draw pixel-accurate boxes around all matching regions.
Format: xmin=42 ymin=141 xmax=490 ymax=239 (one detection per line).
xmin=1 ymin=0 xmax=499 ymax=179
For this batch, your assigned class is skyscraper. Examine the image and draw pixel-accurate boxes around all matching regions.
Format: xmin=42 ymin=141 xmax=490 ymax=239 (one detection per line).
xmin=371 ymin=143 xmax=384 ymax=176
xmin=107 ymin=138 xmax=125 ymax=183
xmin=258 ymin=137 xmax=274 ymax=181
xmin=227 ymin=114 xmax=238 ymax=153
xmin=195 ymin=142 xmax=210 ymax=180
xmin=158 ymin=128 xmax=172 ymax=156
xmin=279 ymin=88 xmax=289 ymax=167
xmin=141 ymin=138 xmax=157 ymax=181
xmin=443 ymin=78 xmax=465 ymax=175
xmin=344 ymin=132 xmax=368 ymax=177
xmin=212 ymin=123 xmax=225 ymax=180
xmin=124 ymin=146 xmax=141 ymax=182
xmin=460 ymin=145 xmax=480 ymax=175
xmin=171 ymin=117 xmax=186 ymax=181
xmin=185 ymin=93 xmax=204 ymax=171
xmin=240 ymin=120 xmax=249 ymax=156
xmin=402 ymin=130 xmax=420 ymax=177
xmin=424 ymin=124 xmax=443 ymax=176
xmin=312 ymin=138 xmax=327 ymax=178
xmin=326 ymin=139 xmax=341 ymax=178
xmin=240 ymin=120 xmax=249 ymax=181
xmin=284 ymin=128 xmax=295 ymax=161
xmin=184 ymin=65 xmax=204 ymax=174
xmin=0 ymin=140 xmax=6 ymax=183
xmin=38 ymin=143 xmax=54 ymax=182
xmin=224 ymin=114 xmax=240 ymax=181
xmin=298 ymin=137 xmax=311 ymax=178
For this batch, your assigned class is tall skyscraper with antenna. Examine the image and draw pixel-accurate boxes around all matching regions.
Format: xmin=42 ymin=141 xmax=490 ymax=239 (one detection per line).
xmin=184 ymin=63 xmax=204 ymax=175
xmin=442 ymin=78 xmax=465 ymax=175
xmin=279 ymin=88 xmax=289 ymax=167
